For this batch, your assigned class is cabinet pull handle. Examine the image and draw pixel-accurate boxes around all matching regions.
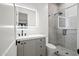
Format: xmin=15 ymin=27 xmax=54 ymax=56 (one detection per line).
xmin=40 ymin=46 xmax=42 ymax=48
xmin=24 ymin=42 xmax=26 ymax=44
xmin=40 ymin=39 xmax=42 ymax=41
xmin=21 ymin=43 xmax=23 ymax=45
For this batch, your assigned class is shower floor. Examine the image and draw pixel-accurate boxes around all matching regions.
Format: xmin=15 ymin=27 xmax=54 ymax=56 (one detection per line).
xmin=53 ymin=45 xmax=77 ymax=56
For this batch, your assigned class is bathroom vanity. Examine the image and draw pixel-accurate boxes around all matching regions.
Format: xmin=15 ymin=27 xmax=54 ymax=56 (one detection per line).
xmin=15 ymin=4 xmax=47 ymax=56
xmin=16 ymin=35 xmax=46 ymax=56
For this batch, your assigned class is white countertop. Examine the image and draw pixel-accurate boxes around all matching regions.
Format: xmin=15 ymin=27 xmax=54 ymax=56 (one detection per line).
xmin=16 ymin=34 xmax=46 ymax=40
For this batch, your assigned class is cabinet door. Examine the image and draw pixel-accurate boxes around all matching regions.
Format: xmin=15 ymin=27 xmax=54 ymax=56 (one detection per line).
xmin=17 ymin=41 xmax=24 ymax=56
xmin=34 ymin=38 xmax=46 ymax=56
xmin=23 ymin=40 xmax=36 ymax=56
xmin=39 ymin=38 xmax=46 ymax=56
xmin=34 ymin=39 xmax=42 ymax=56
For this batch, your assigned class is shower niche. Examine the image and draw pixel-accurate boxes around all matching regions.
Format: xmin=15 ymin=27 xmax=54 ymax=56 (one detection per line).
xmin=58 ymin=16 xmax=77 ymax=29
xmin=58 ymin=16 xmax=66 ymax=29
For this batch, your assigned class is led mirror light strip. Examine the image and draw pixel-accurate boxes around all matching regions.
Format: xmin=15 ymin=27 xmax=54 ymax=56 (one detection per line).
xmin=15 ymin=4 xmax=36 ymax=11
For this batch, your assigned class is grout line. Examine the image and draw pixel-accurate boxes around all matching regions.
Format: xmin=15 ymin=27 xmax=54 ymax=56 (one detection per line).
xmin=2 ymin=40 xmax=15 ymax=56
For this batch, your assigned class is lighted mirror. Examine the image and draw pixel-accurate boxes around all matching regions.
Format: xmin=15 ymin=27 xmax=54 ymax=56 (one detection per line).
xmin=15 ymin=4 xmax=37 ymax=28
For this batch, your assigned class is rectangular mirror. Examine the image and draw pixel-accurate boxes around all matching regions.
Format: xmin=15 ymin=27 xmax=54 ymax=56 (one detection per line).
xmin=15 ymin=4 xmax=37 ymax=29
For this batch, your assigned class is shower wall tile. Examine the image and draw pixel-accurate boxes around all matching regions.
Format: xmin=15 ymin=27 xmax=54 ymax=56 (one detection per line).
xmin=48 ymin=15 xmax=57 ymax=44
xmin=57 ymin=29 xmax=77 ymax=51
xmin=65 ymin=29 xmax=77 ymax=51
xmin=56 ymin=29 xmax=65 ymax=47
xmin=48 ymin=3 xmax=58 ymax=45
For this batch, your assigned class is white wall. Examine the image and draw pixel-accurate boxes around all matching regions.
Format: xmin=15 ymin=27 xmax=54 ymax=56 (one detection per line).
xmin=36 ymin=3 xmax=48 ymax=41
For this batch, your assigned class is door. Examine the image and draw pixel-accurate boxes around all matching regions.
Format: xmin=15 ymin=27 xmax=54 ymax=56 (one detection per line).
xmin=0 ymin=4 xmax=16 ymax=56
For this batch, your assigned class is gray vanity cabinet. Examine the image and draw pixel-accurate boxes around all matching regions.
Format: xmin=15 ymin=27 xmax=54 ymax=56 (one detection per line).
xmin=17 ymin=37 xmax=46 ymax=56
